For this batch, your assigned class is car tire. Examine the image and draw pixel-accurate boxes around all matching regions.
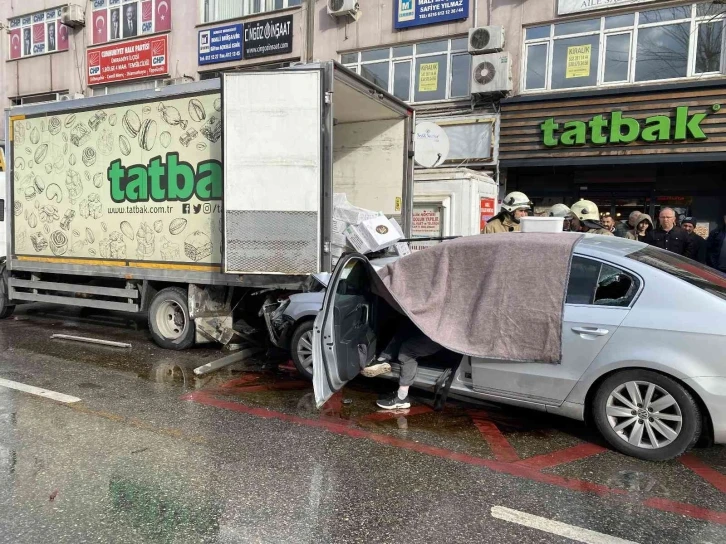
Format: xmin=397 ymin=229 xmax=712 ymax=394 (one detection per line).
xmin=592 ymin=369 xmax=701 ymax=461
xmin=148 ymin=287 xmax=195 ymax=351
xmin=291 ymin=320 xmax=315 ymax=381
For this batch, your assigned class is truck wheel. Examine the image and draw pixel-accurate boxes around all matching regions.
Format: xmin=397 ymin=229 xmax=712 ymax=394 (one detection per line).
xmin=148 ymin=287 xmax=195 ymax=350
xmin=0 ymin=266 xmax=15 ymax=319
xmin=291 ymin=320 xmax=315 ymax=381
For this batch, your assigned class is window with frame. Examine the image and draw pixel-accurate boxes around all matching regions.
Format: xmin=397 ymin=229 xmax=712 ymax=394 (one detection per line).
xmin=342 ymin=38 xmax=471 ymax=103
xmin=523 ymin=2 xmax=726 ymax=92
xmin=201 ymin=0 xmax=301 ymax=23
xmin=7 ymin=8 xmax=68 ymax=60
xmin=566 ymin=256 xmax=639 ymax=306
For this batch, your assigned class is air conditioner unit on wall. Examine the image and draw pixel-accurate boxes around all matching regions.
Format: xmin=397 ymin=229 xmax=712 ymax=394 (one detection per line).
xmin=468 ymin=26 xmax=505 ymax=54
xmin=471 ymin=53 xmax=513 ymax=94
xmin=59 ymin=93 xmax=84 ymax=101
xmin=159 ymin=77 xmax=195 ymax=87
xmin=61 ymin=4 xmax=85 ymax=28
xmin=328 ymin=0 xmax=360 ymax=19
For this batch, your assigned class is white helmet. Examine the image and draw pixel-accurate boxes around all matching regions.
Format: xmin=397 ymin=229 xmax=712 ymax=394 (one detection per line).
xmin=501 ymin=191 xmax=532 ymax=213
xmin=572 ymin=199 xmax=600 ymax=222
xmin=548 ymin=203 xmax=572 ymax=218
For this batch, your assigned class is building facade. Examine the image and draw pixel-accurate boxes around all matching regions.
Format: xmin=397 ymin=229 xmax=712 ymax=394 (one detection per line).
xmin=498 ymin=0 xmax=726 ymax=231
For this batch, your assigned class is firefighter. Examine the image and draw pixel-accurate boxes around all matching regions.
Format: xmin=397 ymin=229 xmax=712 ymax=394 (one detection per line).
xmin=548 ymin=203 xmax=573 ymax=231
xmin=482 ymin=191 xmax=532 ymax=233
xmin=569 ymin=200 xmax=614 ymax=236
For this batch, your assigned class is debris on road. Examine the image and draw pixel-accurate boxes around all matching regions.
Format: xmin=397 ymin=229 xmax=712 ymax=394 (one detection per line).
xmin=193 ymin=347 xmax=263 ymax=376
xmin=50 ymin=334 xmax=132 ymax=348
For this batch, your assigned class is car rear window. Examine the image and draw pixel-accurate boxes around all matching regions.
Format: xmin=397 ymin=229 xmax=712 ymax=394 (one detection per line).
xmin=626 ymin=246 xmax=726 ymax=300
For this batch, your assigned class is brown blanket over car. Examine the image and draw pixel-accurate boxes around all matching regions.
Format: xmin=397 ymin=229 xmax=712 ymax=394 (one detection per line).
xmin=374 ymin=233 xmax=583 ymax=364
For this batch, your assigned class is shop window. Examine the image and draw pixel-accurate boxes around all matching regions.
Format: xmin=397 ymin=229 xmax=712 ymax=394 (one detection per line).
xmin=342 ymin=38 xmax=469 ymax=103
xmin=696 ymin=21 xmax=723 ymax=73
xmin=551 ymin=35 xmax=599 ymax=89
xmin=604 ymin=33 xmax=631 ymax=82
xmin=393 ymin=61 xmax=412 ymax=101
xmin=635 ymin=24 xmax=690 ymax=81
xmin=522 ymin=2 xmax=726 ymax=92
xmin=202 ymin=0 xmax=300 ymax=23
xmin=7 ymin=8 xmax=69 ymax=60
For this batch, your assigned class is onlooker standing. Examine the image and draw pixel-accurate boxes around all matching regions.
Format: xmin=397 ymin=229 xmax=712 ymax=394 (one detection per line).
xmin=600 ymin=213 xmax=615 ymax=233
xmin=651 ymin=207 xmax=695 ymax=258
xmin=625 ymin=214 xmax=654 ymax=244
xmin=681 ymin=218 xmax=707 ymax=264
xmin=706 ymin=215 xmax=726 ymax=273
xmin=620 ymin=210 xmax=642 ymax=239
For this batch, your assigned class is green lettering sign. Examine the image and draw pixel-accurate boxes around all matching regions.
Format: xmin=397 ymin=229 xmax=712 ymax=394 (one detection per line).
xmin=109 ymin=152 xmax=224 ymax=204
xmin=540 ymin=106 xmax=716 ymax=147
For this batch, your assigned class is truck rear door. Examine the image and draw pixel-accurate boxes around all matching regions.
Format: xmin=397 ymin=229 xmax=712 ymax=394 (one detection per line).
xmin=222 ymin=69 xmax=326 ymax=275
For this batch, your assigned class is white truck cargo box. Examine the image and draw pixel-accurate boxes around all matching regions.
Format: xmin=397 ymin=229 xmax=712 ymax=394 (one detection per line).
xmin=411 ymin=167 xmax=498 ymax=251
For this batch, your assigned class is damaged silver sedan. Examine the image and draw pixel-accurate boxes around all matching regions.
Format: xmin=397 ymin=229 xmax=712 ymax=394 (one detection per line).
xmin=312 ymin=233 xmax=726 ymax=461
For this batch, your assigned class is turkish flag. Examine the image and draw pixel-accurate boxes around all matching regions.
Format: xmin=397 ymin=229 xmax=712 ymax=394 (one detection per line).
xmin=57 ymin=21 xmax=69 ymax=51
xmin=33 ymin=23 xmax=45 ymax=44
xmin=9 ymin=28 xmax=21 ymax=60
xmin=142 ymin=1 xmax=153 ymax=22
xmin=93 ymin=10 xmax=107 ymax=45
xmin=155 ymin=0 xmax=171 ymax=32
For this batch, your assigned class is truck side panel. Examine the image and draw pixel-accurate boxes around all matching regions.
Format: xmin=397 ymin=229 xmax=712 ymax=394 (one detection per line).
xmin=10 ymin=91 xmax=222 ymax=270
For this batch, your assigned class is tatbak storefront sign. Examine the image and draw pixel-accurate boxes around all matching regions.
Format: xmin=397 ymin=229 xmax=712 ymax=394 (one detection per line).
xmin=87 ymin=35 xmax=168 ymax=85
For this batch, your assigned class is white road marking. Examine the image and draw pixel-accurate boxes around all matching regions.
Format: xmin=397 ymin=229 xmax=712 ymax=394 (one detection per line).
xmin=491 ymin=506 xmax=639 ymax=544
xmin=0 ymin=378 xmax=81 ymax=404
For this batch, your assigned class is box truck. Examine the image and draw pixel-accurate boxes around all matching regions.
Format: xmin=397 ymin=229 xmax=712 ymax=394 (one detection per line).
xmin=2 ymin=62 xmax=415 ymax=349
xmin=411 ymin=168 xmax=498 ymax=252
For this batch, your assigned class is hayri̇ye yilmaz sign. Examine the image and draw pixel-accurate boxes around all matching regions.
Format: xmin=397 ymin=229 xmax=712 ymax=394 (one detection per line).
xmin=541 ymin=105 xmax=720 ymax=147
xmin=394 ymin=0 xmax=469 ymax=29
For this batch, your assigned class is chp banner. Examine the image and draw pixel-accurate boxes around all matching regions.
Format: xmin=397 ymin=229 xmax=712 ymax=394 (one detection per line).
xmin=87 ymin=35 xmax=169 ymax=85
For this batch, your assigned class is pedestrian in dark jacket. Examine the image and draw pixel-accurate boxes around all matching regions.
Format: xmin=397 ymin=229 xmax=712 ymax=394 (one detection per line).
xmin=651 ymin=207 xmax=696 ymax=259
xmin=681 ymin=217 xmax=707 ymax=264
xmin=706 ymin=215 xmax=726 ymax=272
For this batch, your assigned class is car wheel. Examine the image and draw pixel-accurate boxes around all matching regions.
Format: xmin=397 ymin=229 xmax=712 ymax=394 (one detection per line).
xmin=592 ymin=369 xmax=701 ymax=461
xmin=148 ymin=287 xmax=195 ymax=351
xmin=291 ymin=320 xmax=314 ymax=381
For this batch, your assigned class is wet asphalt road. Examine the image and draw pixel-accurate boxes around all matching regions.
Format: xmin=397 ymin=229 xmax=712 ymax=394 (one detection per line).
xmin=0 ymin=305 xmax=725 ymax=543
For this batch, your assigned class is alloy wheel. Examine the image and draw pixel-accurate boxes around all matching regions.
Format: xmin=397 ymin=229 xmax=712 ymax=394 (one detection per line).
xmin=605 ymin=380 xmax=683 ymax=450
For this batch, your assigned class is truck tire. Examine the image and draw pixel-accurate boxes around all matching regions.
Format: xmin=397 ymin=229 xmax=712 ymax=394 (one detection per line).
xmin=148 ymin=287 xmax=195 ymax=350
xmin=0 ymin=265 xmax=15 ymax=319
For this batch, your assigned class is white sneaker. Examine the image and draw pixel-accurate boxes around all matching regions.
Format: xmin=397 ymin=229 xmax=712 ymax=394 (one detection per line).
xmin=361 ymin=361 xmax=392 ymax=378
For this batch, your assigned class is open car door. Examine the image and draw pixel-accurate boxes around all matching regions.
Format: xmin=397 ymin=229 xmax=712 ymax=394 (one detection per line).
xmin=313 ymin=254 xmax=378 ymax=408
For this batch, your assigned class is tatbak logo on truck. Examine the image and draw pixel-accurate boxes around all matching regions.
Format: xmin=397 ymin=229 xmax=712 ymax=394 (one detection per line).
xmin=108 ymin=152 xmax=223 ymax=203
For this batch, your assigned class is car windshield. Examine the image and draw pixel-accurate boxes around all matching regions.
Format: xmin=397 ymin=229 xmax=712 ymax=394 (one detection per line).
xmin=626 ymin=246 xmax=726 ymax=301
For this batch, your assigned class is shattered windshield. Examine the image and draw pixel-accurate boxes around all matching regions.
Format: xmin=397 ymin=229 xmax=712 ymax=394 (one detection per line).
xmin=627 ymin=246 xmax=726 ymax=301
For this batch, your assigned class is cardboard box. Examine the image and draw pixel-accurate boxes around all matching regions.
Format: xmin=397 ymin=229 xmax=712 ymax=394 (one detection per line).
xmin=389 ymin=217 xmax=404 ymax=238
xmin=351 ymin=216 xmax=401 ymax=252
xmin=344 ymin=225 xmax=372 ymax=253
xmin=333 ymin=205 xmax=381 ymax=225
xmin=394 ymin=242 xmax=411 ymax=257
